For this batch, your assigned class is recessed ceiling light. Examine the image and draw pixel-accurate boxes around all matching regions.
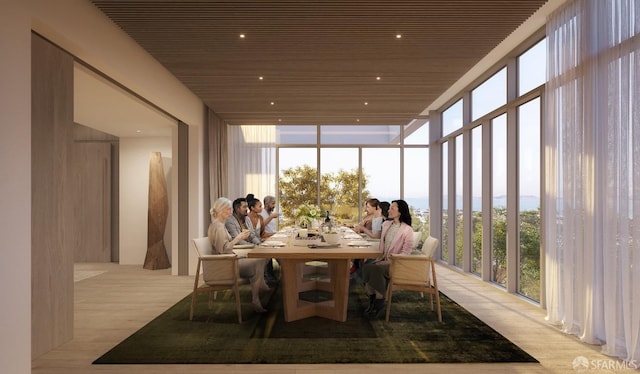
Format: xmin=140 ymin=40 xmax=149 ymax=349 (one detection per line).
xmin=396 ymin=34 xmax=402 ymax=39
xmin=240 ymin=33 xmax=246 ymax=39
xmin=364 ymin=102 xmax=368 ymax=106
xmin=136 ymin=130 xmax=142 ymax=133
xmin=356 ymin=119 xmax=360 ymax=122
xmin=259 ymin=76 xmax=264 ymax=80
xmin=376 ymin=76 xmax=381 ymax=80
xmin=270 ymin=101 xmax=275 ymax=105
xmin=278 ymin=118 xmax=282 ymax=122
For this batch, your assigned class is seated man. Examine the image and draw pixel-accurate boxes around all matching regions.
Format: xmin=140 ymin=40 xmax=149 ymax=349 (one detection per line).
xmin=259 ymin=195 xmax=280 ymax=283
xmin=260 ymin=195 xmax=279 ymax=238
xmin=225 ymin=197 xmax=262 ymax=245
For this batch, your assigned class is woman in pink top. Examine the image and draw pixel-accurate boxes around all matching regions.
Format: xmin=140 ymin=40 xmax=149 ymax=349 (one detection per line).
xmin=362 ymin=199 xmax=414 ymax=318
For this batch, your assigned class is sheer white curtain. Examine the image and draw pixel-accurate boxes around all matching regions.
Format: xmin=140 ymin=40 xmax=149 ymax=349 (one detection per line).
xmin=545 ymin=0 xmax=640 ymax=362
xmin=227 ymin=125 xmax=277 ymax=201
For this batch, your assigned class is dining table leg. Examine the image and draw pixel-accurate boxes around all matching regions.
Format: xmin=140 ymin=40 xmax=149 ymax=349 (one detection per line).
xmin=278 ymin=258 xmax=351 ymax=322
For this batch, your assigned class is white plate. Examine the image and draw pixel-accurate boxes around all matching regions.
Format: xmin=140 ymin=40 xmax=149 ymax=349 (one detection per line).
xmin=347 ymin=241 xmax=372 ymax=247
xmin=344 ymin=234 xmax=362 ymax=239
xmin=307 ymin=243 xmax=341 ymax=248
xmin=261 ymin=241 xmax=286 ymax=247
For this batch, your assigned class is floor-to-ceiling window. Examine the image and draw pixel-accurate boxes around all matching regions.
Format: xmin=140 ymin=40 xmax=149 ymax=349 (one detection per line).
xmin=517 ymin=98 xmax=541 ymax=300
xmin=404 ymin=147 xmax=429 ymax=245
xmin=441 ymin=140 xmax=449 ymax=262
xmin=362 ymin=148 xmax=400 ymax=208
xmin=491 ymin=114 xmax=508 ymax=287
xmin=516 ymin=39 xmax=545 ymax=301
xmin=441 ymin=100 xmax=462 ymax=263
xmin=320 ymin=147 xmax=359 ymax=223
xmin=278 ymin=147 xmax=318 ymax=226
xmin=472 ymin=68 xmax=506 ymax=121
xmin=275 ymin=124 xmax=428 ymax=229
xmin=433 ymin=35 xmax=544 ymax=302
xmin=454 ymin=135 xmax=464 ymax=267
xmin=471 ymin=125 xmax=483 ymax=275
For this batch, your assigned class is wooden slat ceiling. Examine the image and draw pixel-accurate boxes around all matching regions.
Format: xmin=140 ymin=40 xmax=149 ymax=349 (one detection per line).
xmin=90 ymin=0 xmax=548 ymax=126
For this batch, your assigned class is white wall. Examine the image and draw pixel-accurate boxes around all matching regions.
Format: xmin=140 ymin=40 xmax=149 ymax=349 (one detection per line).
xmin=0 ymin=2 xmax=32 ymax=373
xmin=0 ymin=0 xmax=209 ymax=369
xmin=25 ymin=0 xmax=208 ymax=271
xmin=119 ymin=137 xmax=173 ymax=265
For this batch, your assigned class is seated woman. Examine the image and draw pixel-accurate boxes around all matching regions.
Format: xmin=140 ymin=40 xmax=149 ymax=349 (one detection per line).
xmin=349 ymin=198 xmax=381 ymax=275
xmin=356 ymin=200 xmax=390 ymax=239
xmin=208 ymin=197 xmax=272 ymax=313
xmin=362 ymin=199 xmax=414 ymax=318
xmin=354 ymin=198 xmax=379 ymax=232
xmin=245 ymin=194 xmax=271 ymax=240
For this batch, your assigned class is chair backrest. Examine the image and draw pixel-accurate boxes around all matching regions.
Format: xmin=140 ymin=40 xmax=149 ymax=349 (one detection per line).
xmin=391 ymin=236 xmax=438 ymax=285
xmin=193 ymin=237 xmax=214 ymax=256
xmin=391 ymin=256 xmax=431 ymax=284
xmin=192 ymin=237 xmax=237 ymax=286
xmin=412 ymin=231 xmax=422 ymax=250
xmin=421 ymin=236 xmax=439 ymax=258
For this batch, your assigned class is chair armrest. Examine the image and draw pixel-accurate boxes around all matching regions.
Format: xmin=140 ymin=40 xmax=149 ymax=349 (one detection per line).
xmin=232 ymin=249 xmax=251 ymax=258
xmin=200 ymin=254 xmax=238 ymax=261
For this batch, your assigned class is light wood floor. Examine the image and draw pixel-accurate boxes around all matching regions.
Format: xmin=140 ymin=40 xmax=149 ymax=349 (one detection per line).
xmin=31 ymin=262 xmax=618 ymax=374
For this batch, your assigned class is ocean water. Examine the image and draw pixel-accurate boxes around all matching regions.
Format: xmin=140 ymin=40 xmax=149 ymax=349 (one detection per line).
xmin=383 ymin=196 xmax=541 ymax=212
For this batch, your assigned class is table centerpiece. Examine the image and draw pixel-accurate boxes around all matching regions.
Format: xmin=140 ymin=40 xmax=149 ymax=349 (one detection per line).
xmin=295 ymin=203 xmax=323 ymax=229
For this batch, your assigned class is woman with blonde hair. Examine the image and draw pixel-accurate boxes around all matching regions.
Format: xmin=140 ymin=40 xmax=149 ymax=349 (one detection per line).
xmin=208 ymin=197 xmax=271 ymax=313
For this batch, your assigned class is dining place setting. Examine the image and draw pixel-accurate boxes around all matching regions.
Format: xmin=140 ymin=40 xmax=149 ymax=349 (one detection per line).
xmin=258 ymin=225 xmax=376 ymax=249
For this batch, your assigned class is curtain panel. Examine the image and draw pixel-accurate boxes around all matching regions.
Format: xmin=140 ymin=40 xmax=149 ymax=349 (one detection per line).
xmin=227 ymin=125 xmax=277 ymax=201
xmin=545 ymin=0 xmax=640 ymax=362
xmin=207 ymin=108 xmax=228 ymax=205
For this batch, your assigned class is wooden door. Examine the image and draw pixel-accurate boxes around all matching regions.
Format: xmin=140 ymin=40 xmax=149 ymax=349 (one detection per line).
xmin=72 ymin=142 xmax=112 ymax=262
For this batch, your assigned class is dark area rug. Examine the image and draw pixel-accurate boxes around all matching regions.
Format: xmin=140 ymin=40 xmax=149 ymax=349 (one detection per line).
xmin=93 ymin=280 xmax=538 ymax=365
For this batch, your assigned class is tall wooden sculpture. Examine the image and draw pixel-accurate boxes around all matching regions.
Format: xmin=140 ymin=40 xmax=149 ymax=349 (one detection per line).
xmin=143 ymin=152 xmax=171 ymax=270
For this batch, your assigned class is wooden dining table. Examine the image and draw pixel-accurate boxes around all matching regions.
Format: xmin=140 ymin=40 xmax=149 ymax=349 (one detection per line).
xmin=247 ymin=231 xmax=381 ymax=322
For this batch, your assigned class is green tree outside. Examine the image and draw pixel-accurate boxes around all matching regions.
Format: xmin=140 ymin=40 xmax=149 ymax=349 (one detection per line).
xmin=465 ymin=206 xmax=540 ymax=301
xmin=278 ymin=165 xmax=369 ymax=225
xmin=518 ymin=208 xmax=540 ymax=300
xmin=279 ymin=165 xmax=318 ymax=218
xmin=279 ymin=166 xmax=540 ymax=302
xmin=410 ymin=206 xmax=430 ymax=249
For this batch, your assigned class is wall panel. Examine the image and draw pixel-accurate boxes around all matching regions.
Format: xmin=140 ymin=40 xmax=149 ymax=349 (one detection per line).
xmin=31 ymin=33 xmax=74 ymax=358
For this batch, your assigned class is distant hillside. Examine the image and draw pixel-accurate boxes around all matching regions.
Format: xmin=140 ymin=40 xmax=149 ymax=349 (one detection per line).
xmin=386 ymin=196 xmax=540 ymax=212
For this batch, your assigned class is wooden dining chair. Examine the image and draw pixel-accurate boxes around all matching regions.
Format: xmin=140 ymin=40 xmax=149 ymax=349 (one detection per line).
xmin=411 ymin=231 xmax=422 ymax=251
xmin=385 ymin=236 xmax=442 ymax=322
xmin=190 ymin=237 xmax=249 ymax=323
